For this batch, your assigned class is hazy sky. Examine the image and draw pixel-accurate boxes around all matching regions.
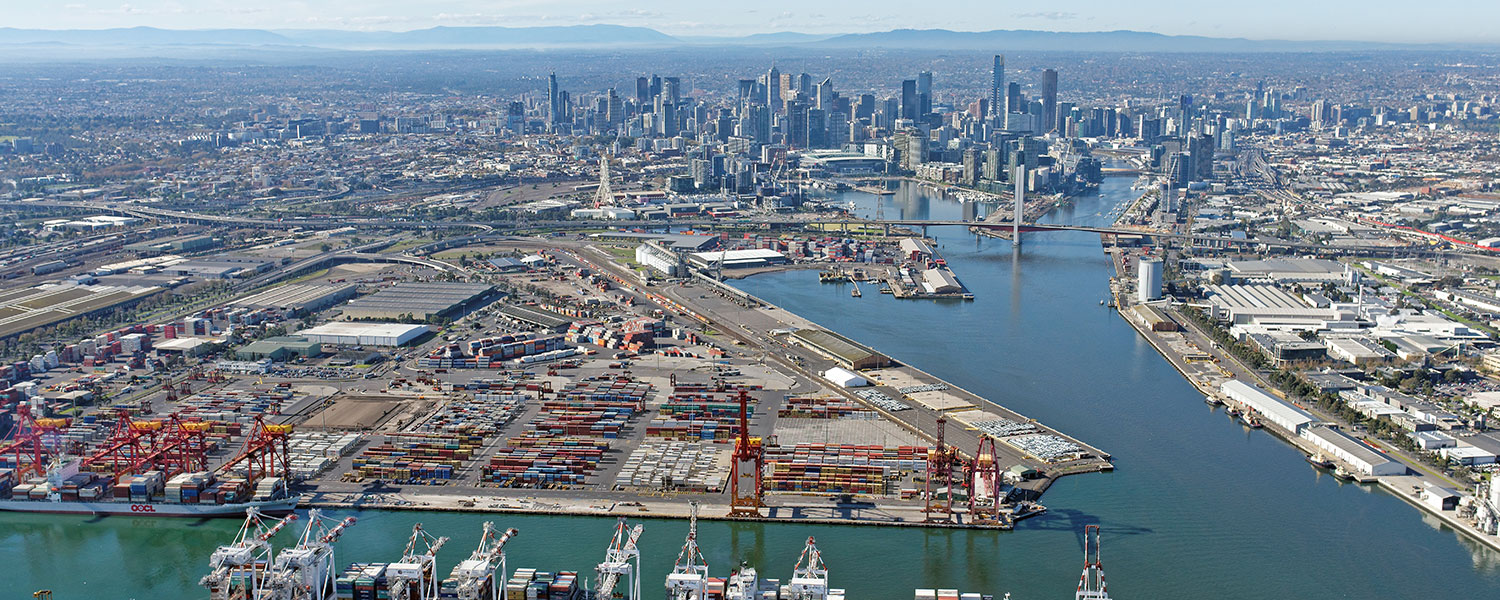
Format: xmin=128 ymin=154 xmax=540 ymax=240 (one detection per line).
xmin=14 ymin=1 xmax=1497 ymax=43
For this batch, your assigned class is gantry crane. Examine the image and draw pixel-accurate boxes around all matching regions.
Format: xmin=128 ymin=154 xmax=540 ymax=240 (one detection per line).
xmin=0 ymin=404 xmax=68 ymax=479
xmin=595 ymin=518 xmax=644 ymax=600
xmin=446 ymin=522 xmax=518 ymax=600
xmin=388 ymin=523 xmax=449 ymax=600
xmin=217 ymin=414 xmax=292 ymax=485
xmin=924 ymin=416 xmax=960 ymax=523
xmin=666 ymin=502 xmax=709 ymax=600
xmin=968 ymin=436 xmax=1004 ymax=525
xmin=728 ymin=389 xmax=765 ymax=517
xmin=201 ymin=507 xmax=297 ymax=600
xmin=1076 ymin=525 xmax=1109 ymax=600
xmin=785 ymin=537 xmax=829 ymax=600
xmin=81 ymin=411 xmax=210 ymax=480
xmin=265 ymin=509 xmax=357 ymax=600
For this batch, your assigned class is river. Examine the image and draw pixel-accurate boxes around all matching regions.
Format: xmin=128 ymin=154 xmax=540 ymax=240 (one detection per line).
xmin=4 ymin=176 xmax=1499 ymax=599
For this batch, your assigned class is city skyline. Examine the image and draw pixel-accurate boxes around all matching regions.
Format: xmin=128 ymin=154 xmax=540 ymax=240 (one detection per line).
xmin=9 ymin=0 xmax=1500 ymax=44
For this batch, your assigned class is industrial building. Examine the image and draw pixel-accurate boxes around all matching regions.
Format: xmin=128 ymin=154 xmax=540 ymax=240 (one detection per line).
xmin=125 ymin=234 xmax=218 ymax=256
xmin=1220 ymin=380 xmax=1316 ymax=433
xmin=1322 ymin=336 xmax=1395 ymax=366
xmin=1224 ymin=258 xmax=1346 ymax=284
xmin=1137 ymin=257 xmax=1164 ymax=302
xmin=235 ymin=336 xmax=324 ymax=361
xmin=497 ymin=304 xmax=573 ymax=332
xmin=686 ymin=248 xmax=788 ymax=271
xmin=822 ymin=367 xmax=869 ymax=388
xmin=790 ymin=328 xmax=891 ymax=370
xmin=339 ymin=282 xmax=494 ymax=321
xmin=297 ymin=322 xmax=430 ymax=346
xmin=230 ymin=283 xmax=359 ymax=313
xmin=635 ymin=241 xmax=685 ymax=277
xmin=920 ymin=268 xmax=963 ymax=294
xmin=1300 ymin=425 xmax=1405 ymax=476
xmin=1203 ymin=284 xmax=1347 ymax=328
xmin=0 ymin=283 xmax=163 ymax=339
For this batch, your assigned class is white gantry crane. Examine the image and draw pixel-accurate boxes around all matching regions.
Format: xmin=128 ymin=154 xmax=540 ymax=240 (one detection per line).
xmin=265 ymin=509 xmax=358 ymax=600
xmin=201 ymin=507 xmax=297 ymax=600
xmin=595 ymin=517 xmax=644 ymax=600
xmin=785 ymin=537 xmax=829 ymax=600
xmin=1076 ymin=525 xmax=1109 ymax=600
xmin=388 ymin=523 xmax=449 ymax=600
xmin=447 ymin=522 xmax=518 ymax=600
xmin=666 ymin=502 xmax=710 ymax=600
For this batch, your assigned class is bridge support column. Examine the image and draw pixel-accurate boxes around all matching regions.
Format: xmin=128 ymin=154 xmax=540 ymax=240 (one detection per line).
xmin=922 ymin=225 xmax=928 ymax=239
xmin=883 ymin=223 xmax=889 ymax=238
xmin=1013 ymin=166 xmax=1026 ymax=248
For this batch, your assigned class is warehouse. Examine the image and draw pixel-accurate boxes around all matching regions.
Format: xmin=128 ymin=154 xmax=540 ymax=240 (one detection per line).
xmin=822 ymin=367 xmax=869 ymax=388
xmin=339 ymin=282 xmax=494 ymax=321
xmin=297 ymin=322 xmax=430 ymax=347
xmin=1202 ymin=284 xmax=1344 ymax=327
xmin=1322 ymin=336 xmax=1396 ymax=366
xmin=236 ymin=336 xmax=324 ymax=361
xmin=790 ymin=328 xmax=891 ymax=370
xmin=498 ymin=304 xmax=573 ymax=332
xmin=1300 ymin=425 xmax=1405 ymax=476
xmin=153 ymin=337 xmax=216 ymax=357
xmin=686 ymin=248 xmax=788 ymax=270
xmin=1224 ymin=258 xmax=1346 ymax=284
xmin=1220 ymin=380 xmax=1316 ymax=433
xmin=231 ymin=283 xmax=359 ymax=313
xmin=920 ymin=268 xmax=963 ymax=294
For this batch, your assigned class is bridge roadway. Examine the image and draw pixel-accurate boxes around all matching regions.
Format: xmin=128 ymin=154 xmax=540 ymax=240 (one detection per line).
xmin=5 ymin=199 xmax=1482 ymax=258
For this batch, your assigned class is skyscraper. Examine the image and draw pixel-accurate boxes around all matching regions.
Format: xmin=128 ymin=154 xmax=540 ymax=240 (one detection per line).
xmin=990 ymin=55 xmax=1005 ymax=117
xmin=766 ymin=65 xmax=781 ymax=112
xmin=1178 ymin=94 xmax=1194 ymax=137
xmin=917 ymin=71 xmax=933 ymax=115
xmin=816 ymin=78 xmax=834 ymax=111
xmin=900 ymin=79 xmax=917 ymax=121
xmin=1041 ymin=69 xmax=1058 ymax=133
xmin=547 ymin=72 xmax=560 ymax=125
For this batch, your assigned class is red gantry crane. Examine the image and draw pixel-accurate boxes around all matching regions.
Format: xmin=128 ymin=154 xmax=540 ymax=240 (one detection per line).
xmin=727 ymin=389 xmax=764 ymax=517
xmin=968 ymin=436 xmax=1004 ymax=525
xmin=1076 ymin=525 xmax=1109 ymax=600
xmin=0 ymin=404 xmax=69 ymax=479
xmin=216 ymin=414 xmax=292 ymax=484
xmin=924 ymin=416 xmax=960 ymax=523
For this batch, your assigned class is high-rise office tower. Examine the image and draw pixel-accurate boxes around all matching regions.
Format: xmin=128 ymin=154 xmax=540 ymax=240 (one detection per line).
xmin=547 ymin=72 xmax=560 ymax=124
xmin=917 ymin=71 xmax=933 ymax=115
xmin=1041 ymin=69 xmax=1058 ymax=132
xmin=737 ymin=79 xmax=754 ymax=105
xmin=767 ymin=66 xmax=781 ymax=112
xmin=635 ymin=77 xmax=650 ymax=106
xmin=1006 ymin=82 xmax=1022 ymax=119
xmin=664 ymin=77 xmax=682 ymax=105
xmin=1178 ymin=94 xmax=1193 ymax=137
xmin=901 ymin=79 xmax=917 ymax=120
xmin=991 ymin=55 xmax=1005 ymax=117
xmin=816 ymin=78 xmax=834 ymax=110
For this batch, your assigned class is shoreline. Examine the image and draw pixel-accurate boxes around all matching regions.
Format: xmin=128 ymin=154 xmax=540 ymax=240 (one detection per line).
xmin=1113 ymin=299 xmax=1500 ymax=554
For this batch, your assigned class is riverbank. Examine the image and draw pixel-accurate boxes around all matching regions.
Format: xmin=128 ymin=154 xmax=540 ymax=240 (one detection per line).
xmin=1113 ymin=298 xmax=1500 ymax=554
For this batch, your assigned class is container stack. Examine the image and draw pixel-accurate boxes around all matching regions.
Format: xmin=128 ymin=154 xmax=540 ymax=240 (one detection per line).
xmin=483 ymin=438 xmax=608 ymax=487
xmin=164 ymin=471 xmax=216 ymax=503
xmin=613 ymin=441 xmax=728 ymax=492
xmin=286 ymin=432 xmax=363 ymax=480
xmin=417 ymin=393 xmax=527 ymax=437
xmin=504 ymin=570 xmax=581 ymax=600
xmin=334 ymin=563 xmax=389 ymax=600
xmin=349 ymin=433 xmax=476 ymax=482
xmin=113 ymin=470 xmax=166 ymax=502
xmin=764 ymin=443 xmax=928 ymax=496
xmin=417 ymin=335 xmax=568 ymax=369
xmin=779 ymin=396 xmax=877 ymax=419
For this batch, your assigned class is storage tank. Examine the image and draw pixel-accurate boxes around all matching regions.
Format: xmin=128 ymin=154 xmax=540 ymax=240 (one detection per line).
xmin=1138 ymin=257 xmax=1164 ymax=302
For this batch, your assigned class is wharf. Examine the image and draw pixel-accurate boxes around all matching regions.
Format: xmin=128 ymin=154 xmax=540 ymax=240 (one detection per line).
xmin=1113 ymin=291 xmax=1500 ymax=554
xmin=882 ymin=266 xmax=975 ymax=300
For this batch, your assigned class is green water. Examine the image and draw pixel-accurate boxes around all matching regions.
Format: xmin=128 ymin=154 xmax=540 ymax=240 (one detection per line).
xmin=5 ymin=175 xmax=1500 ymax=599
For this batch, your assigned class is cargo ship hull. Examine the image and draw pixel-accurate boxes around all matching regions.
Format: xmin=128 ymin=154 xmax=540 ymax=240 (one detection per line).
xmin=0 ymin=496 xmax=298 ymax=517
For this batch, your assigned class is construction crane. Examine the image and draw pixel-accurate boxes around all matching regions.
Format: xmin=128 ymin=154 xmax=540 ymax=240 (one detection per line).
xmin=446 ymin=522 xmax=518 ymax=600
xmin=201 ymin=507 xmax=297 ymax=600
xmin=968 ymin=436 xmax=1004 ymax=525
xmin=666 ymin=502 xmax=709 ymax=600
xmin=924 ymin=416 xmax=959 ymax=523
xmin=388 ymin=523 xmax=449 ymax=600
xmin=217 ymin=414 xmax=292 ymax=485
xmin=595 ymin=518 xmax=644 ymax=600
xmin=265 ymin=509 xmax=357 ymax=600
xmin=1076 ymin=525 xmax=1109 ymax=600
xmin=727 ymin=389 xmax=765 ymax=518
xmin=0 ymin=404 xmax=68 ymax=479
xmin=784 ymin=537 xmax=829 ymax=600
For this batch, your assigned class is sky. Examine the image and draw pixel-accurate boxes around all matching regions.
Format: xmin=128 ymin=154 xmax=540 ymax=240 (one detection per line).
xmin=12 ymin=1 xmax=1498 ymax=44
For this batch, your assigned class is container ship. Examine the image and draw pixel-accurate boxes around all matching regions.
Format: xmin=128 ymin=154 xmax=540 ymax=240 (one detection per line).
xmin=0 ymin=405 xmax=300 ymax=518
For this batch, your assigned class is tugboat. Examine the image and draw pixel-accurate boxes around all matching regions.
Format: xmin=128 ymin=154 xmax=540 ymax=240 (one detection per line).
xmin=1240 ymin=413 xmax=1263 ymax=428
xmin=1227 ymin=405 xmax=1242 ymax=417
xmin=1306 ymin=454 xmax=1334 ymax=469
xmin=1204 ymin=395 xmax=1223 ymax=406
xmin=1333 ymin=466 xmax=1357 ymax=482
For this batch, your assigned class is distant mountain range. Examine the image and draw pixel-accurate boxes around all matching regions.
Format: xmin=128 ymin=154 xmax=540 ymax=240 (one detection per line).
xmin=0 ymin=25 xmax=1486 ymax=52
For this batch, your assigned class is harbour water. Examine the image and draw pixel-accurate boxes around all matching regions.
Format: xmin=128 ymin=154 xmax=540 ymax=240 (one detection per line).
xmin=5 ymin=176 xmax=1500 ymax=598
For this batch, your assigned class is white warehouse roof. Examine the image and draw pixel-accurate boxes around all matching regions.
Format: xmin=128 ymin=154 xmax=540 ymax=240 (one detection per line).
xmin=1221 ymin=380 xmax=1316 ymax=433
xmin=297 ymin=322 xmax=430 ymax=346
